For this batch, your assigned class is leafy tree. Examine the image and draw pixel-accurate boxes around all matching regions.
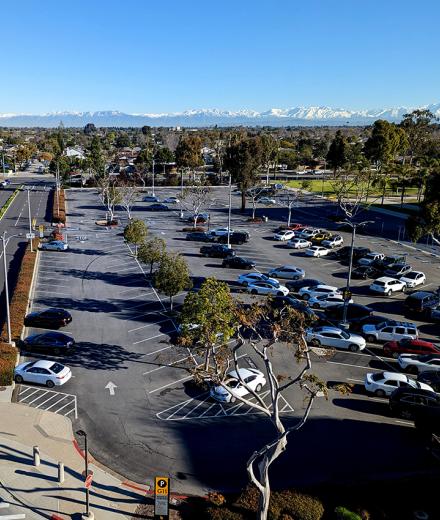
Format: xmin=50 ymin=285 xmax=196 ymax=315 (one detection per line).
xmin=326 ymin=130 xmax=347 ymax=176
xmin=123 ymin=219 xmax=148 ymax=255
xmin=138 ymin=237 xmax=166 ymax=274
xmin=135 ymin=146 xmax=153 ymax=173
xmin=364 ymin=120 xmax=407 ymax=168
xmin=88 ymin=135 xmax=105 ymax=176
xmin=179 ymin=278 xmax=237 ymax=370
xmin=278 ymin=149 xmax=298 ymax=170
xmin=154 ymin=146 xmax=174 ymax=167
xmin=175 ymin=135 xmax=204 ymax=173
xmin=224 ymin=137 xmax=263 ymax=211
xmin=141 ymin=125 xmax=152 ymax=136
xmin=154 ymin=252 xmax=192 ymax=310
xmin=115 ymin=133 xmax=131 ymax=148
xmin=84 ymin=123 xmax=96 ymax=135
xmin=400 ymin=109 xmax=438 ymax=164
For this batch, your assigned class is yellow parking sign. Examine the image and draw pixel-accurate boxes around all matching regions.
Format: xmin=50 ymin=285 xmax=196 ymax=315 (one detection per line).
xmin=154 ymin=477 xmax=169 ymax=518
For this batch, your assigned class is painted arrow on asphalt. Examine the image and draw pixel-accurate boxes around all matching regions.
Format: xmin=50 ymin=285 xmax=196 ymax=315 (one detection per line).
xmin=105 ymin=381 xmax=117 ymax=396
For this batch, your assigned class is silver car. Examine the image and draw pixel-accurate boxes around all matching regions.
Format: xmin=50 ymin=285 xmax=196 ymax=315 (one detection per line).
xmin=39 ymin=240 xmax=68 ymax=251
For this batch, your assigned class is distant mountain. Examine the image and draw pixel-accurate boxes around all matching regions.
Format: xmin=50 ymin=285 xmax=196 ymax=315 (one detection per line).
xmin=1 ymin=104 xmax=439 ymax=128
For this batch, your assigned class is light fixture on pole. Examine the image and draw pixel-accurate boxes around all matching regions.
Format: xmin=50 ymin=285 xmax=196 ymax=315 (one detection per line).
xmin=76 ymin=429 xmax=93 ymax=519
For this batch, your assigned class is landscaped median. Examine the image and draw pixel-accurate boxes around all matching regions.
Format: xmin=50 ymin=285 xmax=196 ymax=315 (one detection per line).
xmin=0 ymin=187 xmax=21 ymax=221
xmin=52 ymin=187 xmax=66 ymax=224
xmin=0 ymin=238 xmax=39 ymax=386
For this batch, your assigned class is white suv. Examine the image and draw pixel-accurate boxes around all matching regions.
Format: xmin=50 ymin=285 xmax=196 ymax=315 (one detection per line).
xmin=358 ymin=252 xmax=385 ymax=266
xmin=306 ymin=326 xmax=366 ymax=352
xmin=298 ymin=284 xmax=341 ymax=300
xmin=369 ymin=276 xmax=406 ymax=296
xmin=362 ymin=322 xmax=418 ymax=343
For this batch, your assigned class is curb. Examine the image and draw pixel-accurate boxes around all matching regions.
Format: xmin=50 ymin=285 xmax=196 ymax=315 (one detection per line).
xmin=0 ymin=187 xmax=21 ymax=222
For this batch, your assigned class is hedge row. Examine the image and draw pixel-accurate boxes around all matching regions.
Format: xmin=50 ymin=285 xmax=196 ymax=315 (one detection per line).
xmin=0 ymin=342 xmax=18 ymax=386
xmin=0 ymin=188 xmax=21 ymax=220
xmin=52 ymin=188 xmax=66 ymax=224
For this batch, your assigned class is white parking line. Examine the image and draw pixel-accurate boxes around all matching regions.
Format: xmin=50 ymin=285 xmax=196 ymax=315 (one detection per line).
xmin=142 ymin=356 xmax=191 ymax=375
xmin=128 ymin=318 xmax=170 ymax=332
xmin=127 ymin=300 xmax=157 ymax=310
xmin=36 ymin=282 xmax=70 ymax=288
xmin=327 ymin=361 xmax=382 ymax=371
xmin=149 ymin=374 xmax=193 ymax=394
xmin=27 ymin=391 xmax=50 ymax=405
xmin=142 ymin=345 xmax=173 ymax=357
xmin=346 ymin=378 xmax=364 ymax=383
xmin=34 ymin=393 xmax=61 ymax=408
xmin=133 ymin=332 xmax=169 ymax=345
xmin=124 ymin=292 xmax=155 ymax=301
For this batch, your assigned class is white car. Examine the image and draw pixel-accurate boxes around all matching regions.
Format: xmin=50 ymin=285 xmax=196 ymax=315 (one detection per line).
xmin=362 ymin=322 xmax=418 ymax=343
xmin=357 ymin=252 xmax=385 ymax=266
xmin=210 ymin=368 xmax=267 ymax=403
xmin=306 ymin=326 xmax=366 ymax=352
xmin=247 ymin=281 xmax=289 ymax=296
xmin=163 ymin=196 xmax=180 ymax=204
xmin=307 ymin=294 xmax=352 ymax=309
xmin=286 ymin=238 xmax=311 ymax=249
xmin=400 ymin=271 xmax=426 ymax=288
xmin=273 ymin=230 xmax=296 ymax=241
xmin=364 ymin=371 xmax=433 ymax=397
xmin=322 ymin=235 xmax=343 ymax=248
xmin=299 ymin=284 xmax=341 ymax=300
xmin=298 ymin=228 xmax=324 ymax=239
xmin=210 ymin=227 xmax=235 ymax=237
xmin=237 ymin=272 xmax=279 ymax=287
xmin=14 ymin=360 xmax=72 ymax=388
xmin=39 ymin=241 xmax=68 ymax=251
xmin=398 ymin=354 xmax=440 ymax=374
xmin=369 ymin=277 xmax=406 ymax=296
xmin=267 ymin=265 xmax=305 ymax=280
xmin=257 ymin=197 xmax=276 ymax=205
xmin=305 ymin=246 xmax=330 ymax=257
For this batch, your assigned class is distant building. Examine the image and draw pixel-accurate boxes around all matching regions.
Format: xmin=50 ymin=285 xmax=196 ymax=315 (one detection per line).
xmin=65 ymin=147 xmax=86 ymax=160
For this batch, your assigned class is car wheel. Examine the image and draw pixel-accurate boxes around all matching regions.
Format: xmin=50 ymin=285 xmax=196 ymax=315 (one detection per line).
xmin=230 ymin=396 xmax=236 ymax=404
xmin=46 ymin=380 xmax=55 ymax=388
xmin=400 ymin=409 xmax=413 ymax=420
xmin=53 ymin=348 xmax=60 ymax=355
xmin=387 ymin=290 xmax=392 ymax=296
xmin=251 ymin=289 xmax=258 ymax=295
xmin=14 ymin=375 xmax=23 ymax=384
xmin=302 ymin=294 xmax=310 ymax=301
xmin=277 ymin=291 xmax=284 ymax=296
xmin=375 ymin=389 xmax=385 ymax=397
xmin=367 ymin=335 xmax=376 ymax=343
xmin=311 ymin=339 xmax=321 ymax=347
xmin=293 ymin=275 xmax=300 ymax=280
xmin=349 ymin=344 xmax=359 ymax=352
xmin=392 ymin=352 xmax=399 ymax=359
xmin=255 ymin=384 xmax=262 ymax=392
xmin=312 ymin=303 xmax=320 ymax=309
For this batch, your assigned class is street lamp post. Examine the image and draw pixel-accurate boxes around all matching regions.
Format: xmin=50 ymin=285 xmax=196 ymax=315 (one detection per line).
xmin=76 ymin=430 xmax=93 ymax=519
xmin=227 ymin=172 xmax=232 ymax=249
xmin=27 ymin=188 xmax=33 ymax=252
xmin=152 ymin=159 xmax=155 ymax=196
xmin=1 ymin=232 xmax=22 ymax=344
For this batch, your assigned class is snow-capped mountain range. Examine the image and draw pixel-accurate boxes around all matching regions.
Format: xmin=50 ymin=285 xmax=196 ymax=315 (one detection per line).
xmin=0 ymin=104 xmax=439 ymax=127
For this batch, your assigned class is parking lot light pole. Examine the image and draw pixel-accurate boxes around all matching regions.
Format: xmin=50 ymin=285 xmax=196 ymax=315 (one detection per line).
xmin=27 ymin=188 xmax=33 ymax=252
xmin=227 ymin=172 xmax=232 ymax=249
xmin=1 ymin=232 xmax=22 ymax=344
xmin=152 ymin=159 xmax=155 ymax=196
xmin=76 ymin=430 xmax=93 ymax=519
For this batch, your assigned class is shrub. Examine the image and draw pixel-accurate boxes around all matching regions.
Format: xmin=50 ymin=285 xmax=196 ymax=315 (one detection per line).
xmin=0 ymin=342 xmax=18 ymax=385
xmin=233 ymin=485 xmax=259 ymax=513
xmin=334 ymin=507 xmax=362 ymax=520
xmin=206 ymin=506 xmax=244 ymax=520
xmin=207 ymin=492 xmax=226 ymax=507
xmin=270 ymin=490 xmax=324 ymax=520
xmin=181 ymin=226 xmax=206 ymax=232
xmin=52 ymin=188 xmax=66 ymax=224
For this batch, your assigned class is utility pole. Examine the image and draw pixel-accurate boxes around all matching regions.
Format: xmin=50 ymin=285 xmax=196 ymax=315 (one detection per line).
xmin=27 ymin=189 xmax=33 ymax=252
xmin=76 ymin=430 xmax=93 ymax=519
xmin=1 ymin=232 xmax=12 ymax=344
xmin=227 ymin=172 xmax=232 ymax=249
xmin=56 ymin=162 xmax=60 ymax=217
xmin=152 ymin=159 xmax=155 ymax=196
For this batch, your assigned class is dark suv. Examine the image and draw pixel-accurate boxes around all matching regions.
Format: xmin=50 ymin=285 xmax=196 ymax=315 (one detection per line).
xmin=24 ymin=308 xmax=72 ymax=329
xmin=389 ymin=387 xmax=440 ymax=419
xmin=404 ymin=291 xmax=439 ymax=317
xmin=200 ymin=244 xmax=236 ymax=258
xmin=185 ymin=231 xmax=215 ymax=242
xmin=217 ymin=231 xmax=250 ymax=245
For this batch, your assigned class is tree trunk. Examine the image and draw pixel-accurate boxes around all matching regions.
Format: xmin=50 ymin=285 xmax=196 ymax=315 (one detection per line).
xmin=204 ymin=346 xmax=211 ymax=371
xmin=252 ymin=200 xmax=256 ymax=219
xmin=150 ymin=261 xmax=154 ymax=275
xmin=381 ymin=183 xmax=386 ymax=205
xmin=287 ymin=206 xmax=292 ymax=227
xmin=400 ymin=184 xmax=406 ymax=207
xmin=169 ymin=296 xmax=173 ymax=311
xmin=241 ymin=191 xmax=246 ymax=212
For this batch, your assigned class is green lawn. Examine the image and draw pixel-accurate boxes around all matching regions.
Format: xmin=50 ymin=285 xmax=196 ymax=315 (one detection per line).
xmin=286 ymin=180 xmax=419 ymax=198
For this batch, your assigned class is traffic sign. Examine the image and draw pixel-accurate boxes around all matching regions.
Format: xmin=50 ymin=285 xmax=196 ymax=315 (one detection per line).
xmin=26 ymin=233 xmax=35 ymax=239
xmin=85 ymin=474 xmax=93 ymax=489
xmin=154 ymin=476 xmax=169 ymax=519
xmin=39 ymin=224 xmax=44 ymax=238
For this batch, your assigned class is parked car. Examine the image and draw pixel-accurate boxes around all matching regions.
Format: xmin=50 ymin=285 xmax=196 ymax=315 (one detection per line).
xmin=185 ymin=212 xmax=209 ymax=223
xmin=14 ymin=360 xmax=72 ymax=388
xmin=307 ymin=294 xmax=349 ymax=309
xmin=270 ymin=295 xmax=317 ymax=319
xmin=357 ymin=252 xmax=385 ymax=267
xmin=362 ymin=321 xmax=418 ymax=343
xmin=286 ymin=238 xmax=312 ymax=249
xmin=305 ymin=246 xmax=330 ymax=257
xmin=384 ymin=263 xmax=412 ymax=278
xmin=298 ymin=228 xmax=324 ymax=239
xmin=273 ymin=229 xmax=296 ymax=241
xmin=210 ymin=368 xmax=266 ymax=403
xmin=399 ymin=271 xmax=426 ymax=288
xmin=404 ymin=291 xmax=438 ymax=316
xmin=39 ymin=241 xmax=68 ymax=251
xmin=163 ymin=196 xmax=179 ymax=204
xmin=200 ymin=244 xmax=236 ymax=258
xmin=281 ymin=223 xmax=304 ymax=231
xmin=210 ymin=227 xmax=235 ymax=237
xmin=381 ymin=254 xmax=407 ymax=268
xmin=311 ymin=232 xmax=333 ymax=244
xmin=257 ymin=196 xmax=276 ymax=205
xmin=369 ymin=276 xmax=406 ymax=296
xmin=389 ymin=387 xmax=440 ymax=418
xmin=322 ymin=235 xmax=343 ymax=248
xmin=237 ymin=272 xmax=279 ymax=287
xmin=143 ymin=195 xmax=160 ymax=202
xmin=217 ymin=231 xmax=250 ymax=245
xmin=352 ymin=265 xmax=381 ymax=280
xmin=222 ymin=256 xmax=256 ymax=269
xmin=364 ymin=371 xmax=433 ymax=397
xmin=349 ymin=315 xmax=396 ymax=333
xmin=306 ymin=326 xmax=366 ymax=352
xmin=333 ymin=246 xmax=371 ymax=261
xmin=418 ymin=370 xmax=440 ymax=392
xmin=384 ymin=339 xmax=440 ymax=358
xmin=247 ymin=281 xmax=289 ymax=296
xmin=24 ymin=308 xmax=72 ymax=329
xmin=0 ymin=179 xmax=11 ymax=188
xmin=325 ymin=303 xmax=373 ymax=322
xmin=267 ymin=265 xmax=305 ymax=280
xmin=186 ymin=231 xmax=215 ymax=242
xmin=20 ymin=331 xmax=75 ymax=354
xmin=285 ymin=278 xmax=325 ymax=293
xmin=145 ymin=203 xmax=169 ymax=211
xmin=299 ymin=284 xmax=341 ymax=300
xmin=398 ymin=354 xmax=440 ymax=375
xmin=413 ymin=401 xmax=440 ymax=435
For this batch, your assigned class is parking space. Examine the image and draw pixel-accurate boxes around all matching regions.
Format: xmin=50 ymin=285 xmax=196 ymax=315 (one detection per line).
xmin=16 ymin=385 xmax=77 ymax=419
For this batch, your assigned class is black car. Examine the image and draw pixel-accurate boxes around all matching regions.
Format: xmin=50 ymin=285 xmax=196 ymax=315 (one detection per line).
xmin=285 ymin=278 xmax=325 ymax=293
xmin=404 ymin=291 xmax=439 ymax=317
xmin=24 ymin=308 xmax=72 ymax=329
xmin=389 ymin=387 xmax=440 ymax=419
xmin=270 ymin=295 xmax=317 ymax=319
xmin=200 ymin=244 xmax=236 ymax=258
xmin=145 ymin=203 xmax=169 ymax=211
xmin=222 ymin=256 xmax=256 ymax=269
xmin=217 ymin=231 xmax=250 ymax=245
xmin=333 ymin=246 xmax=371 ymax=261
xmin=185 ymin=231 xmax=215 ymax=242
xmin=349 ymin=315 xmax=397 ymax=333
xmin=384 ymin=263 xmax=412 ymax=278
xmin=324 ymin=303 xmax=373 ymax=322
xmin=351 ymin=265 xmax=381 ymax=280
xmin=418 ymin=370 xmax=440 ymax=392
xmin=20 ymin=332 xmax=75 ymax=354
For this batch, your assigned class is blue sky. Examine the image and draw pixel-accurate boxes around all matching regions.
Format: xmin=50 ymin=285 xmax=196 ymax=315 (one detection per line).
xmin=2 ymin=0 xmax=439 ymax=113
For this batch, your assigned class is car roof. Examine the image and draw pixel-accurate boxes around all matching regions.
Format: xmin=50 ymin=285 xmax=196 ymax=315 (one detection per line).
xmin=228 ymin=368 xmax=259 ymax=379
xmin=32 ymin=360 xmax=59 ymax=369
xmin=374 ymin=276 xmax=400 ymax=283
xmin=382 ymin=371 xmax=410 ymax=381
xmin=391 ymin=387 xmax=438 ymax=398
xmin=313 ymin=326 xmax=343 ymax=333
xmin=406 ymin=291 xmax=436 ymax=299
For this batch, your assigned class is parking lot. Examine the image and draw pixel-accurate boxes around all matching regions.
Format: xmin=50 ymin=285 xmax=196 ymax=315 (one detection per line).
xmin=17 ymin=186 xmax=440 ymax=493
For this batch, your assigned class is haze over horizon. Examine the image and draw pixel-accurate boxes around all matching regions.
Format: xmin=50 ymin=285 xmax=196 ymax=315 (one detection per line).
xmin=2 ymin=0 xmax=440 ymax=115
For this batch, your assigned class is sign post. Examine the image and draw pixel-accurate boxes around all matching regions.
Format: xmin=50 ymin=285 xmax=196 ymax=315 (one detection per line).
xmin=154 ymin=477 xmax=169 ymax=520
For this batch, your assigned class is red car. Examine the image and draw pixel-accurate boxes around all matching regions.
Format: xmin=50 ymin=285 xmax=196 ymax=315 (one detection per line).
xmin=383 ymin=338 xmax=440 ymax=358
xmin=285 ymin=223 xmax=305 ymax=231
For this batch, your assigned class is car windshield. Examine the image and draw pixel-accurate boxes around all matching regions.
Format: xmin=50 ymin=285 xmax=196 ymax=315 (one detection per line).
xmin=405 ymin=272 xmax=417 ymax=279
xmin=374 ymin=281 xmax=385 ymax=287
xmin=371 ymin=372 xmax=385 ymax=382
xmin=341 ymin=330 xmax=350 ymax=339
xmin=50 ymin=363 xmax=65 ymax=374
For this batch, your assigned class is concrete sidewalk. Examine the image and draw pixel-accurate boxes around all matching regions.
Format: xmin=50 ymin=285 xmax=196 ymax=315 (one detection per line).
xmin=0 ymin=403 xmax=148 ymax=519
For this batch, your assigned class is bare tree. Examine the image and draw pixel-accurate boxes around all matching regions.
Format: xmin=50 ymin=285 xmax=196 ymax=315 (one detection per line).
xmin=247 ymin=185 xmax=270 ymax=220
xmin=96 ymin=174 xmax=122 ymax=222
xmin=118 ymin=181 xmax=138 ymax=220
xmin=331 ymin=168 xmax=370 ymax=220
xmin=185 ymin=299 xmax=328 ymax=520
xmin=180 ymin=181 xmax=211 ymax=228
xmin=276 ymin=189 xmax=299 ymax=227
